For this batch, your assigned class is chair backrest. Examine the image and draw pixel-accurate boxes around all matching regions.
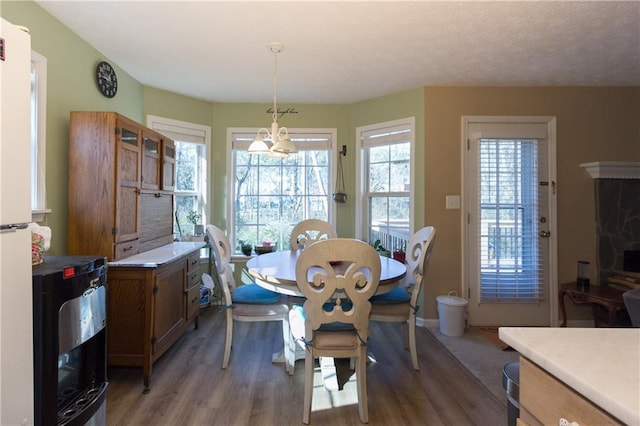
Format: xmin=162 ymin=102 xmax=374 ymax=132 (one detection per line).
xmin=206 ymin=224 xmax=237 ymax=290
xmin=295 ymin=238 xmax=381 ymax=342
xmin=405 ymin=226 xmax=436 ymax=302
xmin=289 ymin=219 xmax=337 ymax=251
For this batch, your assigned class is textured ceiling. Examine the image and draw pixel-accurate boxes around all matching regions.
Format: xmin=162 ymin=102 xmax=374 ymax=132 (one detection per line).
xmin=35 ymin=1 xmax=640 ymax=104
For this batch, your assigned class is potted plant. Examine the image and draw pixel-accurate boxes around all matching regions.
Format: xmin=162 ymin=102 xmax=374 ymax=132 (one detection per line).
xmin=187 ymin=211 xmax=203 ymax=235
xmin=373 ymin=239 xmax=391 ymax=258
xmin=239 ymin=240 xmax=253 ymax=256
xmin=393 ymin=243 xmax=406 ymax=263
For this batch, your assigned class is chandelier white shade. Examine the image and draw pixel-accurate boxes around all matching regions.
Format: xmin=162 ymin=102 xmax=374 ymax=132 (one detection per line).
xmin=248 ymin=42 xmax=298 ymax=156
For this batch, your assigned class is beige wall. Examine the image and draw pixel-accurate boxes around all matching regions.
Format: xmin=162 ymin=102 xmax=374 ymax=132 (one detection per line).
xmin=422 ymin=87 xmax=640 ymax=321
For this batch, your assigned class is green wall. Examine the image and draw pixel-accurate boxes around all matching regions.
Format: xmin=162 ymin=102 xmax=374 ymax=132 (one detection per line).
xmin=352 ymin=88 xmax=426 ymax=230
xmin=2 ymin=1 xmax=143 ymax=255
xmin=1 ymin=1 xmax=424 ymax=255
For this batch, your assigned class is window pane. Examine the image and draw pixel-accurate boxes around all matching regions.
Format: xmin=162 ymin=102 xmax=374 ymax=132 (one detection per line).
xmin=232 ymin=133 xmax=332 ymax=252
xmin=389 ymin=159 xmax=410 ymax=192
xmin=369 ymin=163 xmax=389 ymax=192
xmin=176 ymin=143 xmax=198 ymax=192
xmin=369 ymin=145 xmax=389 ymax=163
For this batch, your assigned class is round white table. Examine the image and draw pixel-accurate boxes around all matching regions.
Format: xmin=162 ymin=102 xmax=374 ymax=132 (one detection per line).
xmin=246 ymin=248 xmax=407 ymax=382
xmin=246 ymin=249 xmax=407 ymax=296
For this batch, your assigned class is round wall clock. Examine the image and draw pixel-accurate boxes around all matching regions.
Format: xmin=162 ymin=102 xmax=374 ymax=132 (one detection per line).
xmin=96 ymin=61 xmax=118 ymax=98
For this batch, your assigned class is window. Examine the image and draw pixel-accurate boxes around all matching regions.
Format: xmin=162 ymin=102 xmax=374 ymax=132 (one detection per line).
xmin=229 ymin=129 xmax=335 ymax=252
xmin=357 ymin=118 xmax=414 ymax=252
xmin=31 ymin=51 xmax=48 ymax=220
xmin=147 ymin=115 xmax=210 ymax=238
xmin=478 ymin=138 xmax=540 ymax=300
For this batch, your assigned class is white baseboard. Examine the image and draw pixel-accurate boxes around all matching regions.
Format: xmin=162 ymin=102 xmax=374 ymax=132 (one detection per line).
xmin=416 ymin=317 xmax=439 ymax=328
xmin=417 ymin=317 xmax=593 ymax=328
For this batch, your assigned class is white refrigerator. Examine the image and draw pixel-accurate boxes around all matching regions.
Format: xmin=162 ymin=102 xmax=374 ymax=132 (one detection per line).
xmin=0 ymin=17 xmax=34 ymax=425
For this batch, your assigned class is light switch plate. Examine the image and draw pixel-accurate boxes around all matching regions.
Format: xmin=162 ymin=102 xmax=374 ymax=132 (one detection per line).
xmin=446 ymin=195 xmax=460 ymax=210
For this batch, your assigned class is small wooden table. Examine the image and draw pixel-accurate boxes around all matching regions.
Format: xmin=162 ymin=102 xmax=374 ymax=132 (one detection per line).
xmin=559 ymin=282 xmax=628 ymax=327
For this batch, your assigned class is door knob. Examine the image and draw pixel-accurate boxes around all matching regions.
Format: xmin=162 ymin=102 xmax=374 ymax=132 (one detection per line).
xmin=539 ymin=230 xmax=551 ymax=238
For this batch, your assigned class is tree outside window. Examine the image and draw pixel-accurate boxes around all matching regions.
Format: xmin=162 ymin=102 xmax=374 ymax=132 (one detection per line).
xmin=230 ymin=130 xmax=334 ymax=253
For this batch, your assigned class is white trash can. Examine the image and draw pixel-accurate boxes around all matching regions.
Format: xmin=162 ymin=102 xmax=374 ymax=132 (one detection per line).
xmin=437 ymin=292 xmax=468 ymax=337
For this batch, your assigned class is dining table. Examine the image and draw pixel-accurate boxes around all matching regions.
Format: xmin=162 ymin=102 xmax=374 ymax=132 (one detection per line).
xmin=246 ymin=249 xmax=407 ymax=296
xmin=245 ymin=248 xmax=407 ymax=385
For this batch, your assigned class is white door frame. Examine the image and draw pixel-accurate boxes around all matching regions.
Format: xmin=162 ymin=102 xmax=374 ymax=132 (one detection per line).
xmin=461 ymin=116 xmax=558 ymax=326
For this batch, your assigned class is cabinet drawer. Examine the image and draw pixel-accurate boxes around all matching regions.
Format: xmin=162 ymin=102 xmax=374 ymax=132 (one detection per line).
xmin=187 ymin=268 xmax=200 ymax=288
xmin=520 ymin=357 xmax=620 ymax=425
xmin=186 ymin=252 xmax=200 ymax=272
xmin=114 ymin=239 xmax=140 ymax=260
xmin=186 ymin=284 xmax=200 ymax=321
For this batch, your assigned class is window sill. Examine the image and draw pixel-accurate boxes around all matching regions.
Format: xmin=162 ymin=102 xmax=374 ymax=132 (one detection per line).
xmin=32 ymin=209 xmax=51 ymax=223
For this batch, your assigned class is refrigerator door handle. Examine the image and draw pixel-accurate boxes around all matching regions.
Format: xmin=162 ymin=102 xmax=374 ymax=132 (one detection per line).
xmin=0 ymin=222 xmax=30 ymax=232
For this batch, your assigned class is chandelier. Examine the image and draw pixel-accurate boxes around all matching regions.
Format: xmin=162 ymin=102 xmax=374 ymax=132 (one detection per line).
xmin=247 ymin=42 xmax=297 ymax=156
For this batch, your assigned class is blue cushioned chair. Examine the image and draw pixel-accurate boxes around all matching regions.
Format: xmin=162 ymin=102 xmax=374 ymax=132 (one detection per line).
xmin=370 ymin=226 xmax=436 ymax=370
xmin=289 ymin=219 xmax=337 ymax=251
xmin=205 ymin=225 xmax=290 ymax=371
xmin=290 ymin=238 xmax=381 ymax=424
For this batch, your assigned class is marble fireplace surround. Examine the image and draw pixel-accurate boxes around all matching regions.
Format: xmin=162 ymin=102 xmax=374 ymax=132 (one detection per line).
xmin=581 ymin=162 xmax=640 ymax=285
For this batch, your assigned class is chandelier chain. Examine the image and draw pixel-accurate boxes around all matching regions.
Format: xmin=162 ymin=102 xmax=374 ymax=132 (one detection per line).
xmin=272 ymin=48 xmax=279 ymax=123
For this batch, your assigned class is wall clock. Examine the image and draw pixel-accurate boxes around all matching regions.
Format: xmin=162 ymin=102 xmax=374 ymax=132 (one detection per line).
xmin=96 ymin=61 xmax=118 ymax=98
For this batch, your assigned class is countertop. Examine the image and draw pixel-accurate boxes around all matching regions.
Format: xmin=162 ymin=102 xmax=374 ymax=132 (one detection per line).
xmin=108 ymin=242 xmax=206 ymax=267
xmin=499 ymin=327 xmax=639 ymax=426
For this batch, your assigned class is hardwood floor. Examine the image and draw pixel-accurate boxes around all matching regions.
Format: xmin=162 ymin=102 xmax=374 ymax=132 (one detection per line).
xmin=106 ymin=305 xmax=506 ymax=425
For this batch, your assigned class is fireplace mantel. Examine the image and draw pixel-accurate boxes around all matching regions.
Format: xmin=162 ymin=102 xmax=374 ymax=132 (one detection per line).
xmin=581 ymin=162 xmax=640 ymax=179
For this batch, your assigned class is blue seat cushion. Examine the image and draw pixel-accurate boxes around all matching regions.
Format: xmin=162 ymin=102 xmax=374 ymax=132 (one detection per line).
xmin=290 ymin=304 xmax=356 ymax=333
xmin=232 ymin=283 xmax=281 ymax=304
xmin=370 ymin=287 xmax=411 ymax=305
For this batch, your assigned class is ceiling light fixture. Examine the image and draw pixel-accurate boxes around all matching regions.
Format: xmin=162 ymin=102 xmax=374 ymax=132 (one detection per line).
xmin=247 ymin=42 xmax=297 ymax=156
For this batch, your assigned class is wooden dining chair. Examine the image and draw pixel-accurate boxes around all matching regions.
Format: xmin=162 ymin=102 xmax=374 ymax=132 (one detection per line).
xmin=289 ymin=238 xmax=381 ymax=424
xmin=369 ymin=226 xmax=436 ymax=370
xmin=289 ymin=219 xmax=337 ymax=251
xmin=205 ymin=225 xmax=291 ymax=371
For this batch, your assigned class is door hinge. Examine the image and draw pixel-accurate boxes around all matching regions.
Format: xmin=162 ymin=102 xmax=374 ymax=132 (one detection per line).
xmin=153 ymin=286 xmax=158 ymax=294
xmin=467 ymin=139 xmax=470 ymax=150
xmin=467 ymin=213 xmax=471 ymax=224
xmin=151 ymin=336 xmax=156 ymax=345
xmin=112 ymin=227 xmax=117 ymax=235
xmin=468 ymin=288 xmax=470 ymax=299
xmin=115 ymin=128 xmax=121 ymax=135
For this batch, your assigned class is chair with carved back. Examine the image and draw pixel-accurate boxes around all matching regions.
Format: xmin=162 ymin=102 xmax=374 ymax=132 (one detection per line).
xmin=289 ymin=238 xmax=381 ymax=424
xmin=204 ymin=224 xmax=291 ymax=372
xmin=289 ymin=219 xmax=337 ymax=251
xmin=369 ymin=226 xmax=436 ymax=370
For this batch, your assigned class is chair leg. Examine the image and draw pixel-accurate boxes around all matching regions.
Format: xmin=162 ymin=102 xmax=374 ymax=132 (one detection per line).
xmin=222 ymin=310 xmax=233 ymax=369
xmin=408 ymin=315 xmax=419 ymax=371
xmin=303 ymin=350 xmax=314 ymax=424
xmin=282 ymin=315 xmax=295 ymax=375
xmin=356 ymin=348 xmax=369 ymax=423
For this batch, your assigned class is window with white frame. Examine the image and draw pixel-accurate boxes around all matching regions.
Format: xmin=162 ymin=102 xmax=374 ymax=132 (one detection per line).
xmin=31 ymin=51 xmax=48 ymax=220
xmin=147 ymin=115 xmax=210 ymax=239
xmin=229 ymin=129 xmax=335 ymax=253
xmin=357 ymin=118 xmax=414 ymax=253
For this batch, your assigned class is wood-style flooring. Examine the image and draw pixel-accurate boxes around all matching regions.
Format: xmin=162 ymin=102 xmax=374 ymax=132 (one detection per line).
xmin=106 ymin=305 xmax=506 ymax=425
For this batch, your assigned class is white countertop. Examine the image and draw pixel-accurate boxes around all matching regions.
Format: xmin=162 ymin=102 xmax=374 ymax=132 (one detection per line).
xmin=499 ymin=327 xmax=640 ymax=426
xmin=108 ymin=242 xmax=206 ymax=267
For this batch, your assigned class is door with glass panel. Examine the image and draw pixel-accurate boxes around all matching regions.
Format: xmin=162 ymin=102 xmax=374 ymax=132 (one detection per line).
xmin=463 ymin=117 xmax=556 ymax=326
